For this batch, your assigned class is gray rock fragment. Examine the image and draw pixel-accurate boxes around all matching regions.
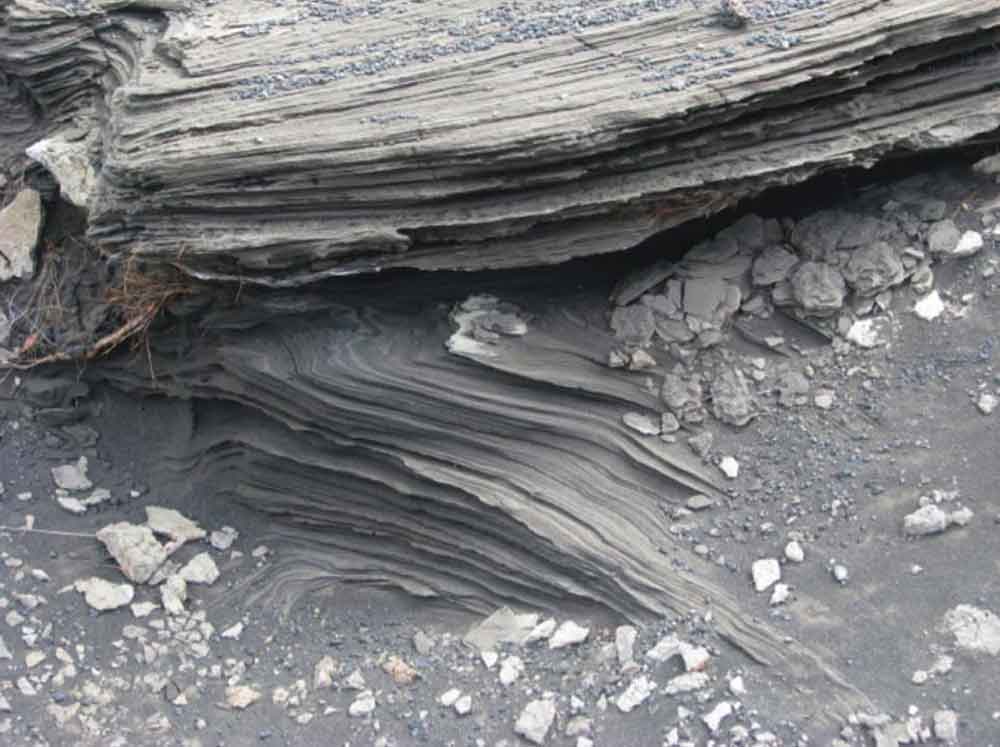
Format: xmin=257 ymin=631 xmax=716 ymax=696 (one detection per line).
xmin=615 ymin=675 xmax=655 ymax=713
xmin=751 ymin=558 xmax=781 ymax=591
xmin=209 ymin=526 xmax=239 ymax=551
xmin=710 ymin=368 xmax=756 ymax=426
xmin=791 ymin=262 xmax=847 ymax=316
xmin=932 ymin=710 xmax=959 ymax=744
xmin=622 ymin=412 xmax=660 ymax=436
xmin=463 ymin=607 xmax=539 ymax=651
xmin=718 ymin=0 xmax=751 ymax=28
xmin=615 ymin=625 xmax=637 ymax=667
xmin=51 ymin=457 xmax=92 ymax=492
xmin=842 ymin=242 xmax=904 ymax=297
xmin=549 ymin=620 xmax=589 ymax=649
xmin=752 ymin=245 xmax=798 ymax=286
xmin=179 ymin=553 xmax=220 ymax=585
xmin=160 ymin=574 xmax=188 ymax=616
xmin=0 ymin=189 xmax=42 ymax=282
xmin=610 ymin=305 xmax=655 ymax=347
xmin=926 ymin=219 xmax=961 ymax=255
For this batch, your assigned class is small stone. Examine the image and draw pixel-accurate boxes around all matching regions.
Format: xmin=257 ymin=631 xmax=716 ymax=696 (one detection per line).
xmin=96 ymin=522 xmax=168 ymax=584
xmin=57 ymin=497 xmax=88 ymax=515
xmin=702 ymin=701 xmax=734 ymax=734
xmin=348 ymin=690 xmax=376 ymax=717
xmin=226 ymin=685 xmax=261 ymax=710
xmin=814 ymin=389 xmax=835 ymax=410
xmin=454 ymin=694 xmax=472 ymax=716
xmin=718 ymin=456 xmax=739 ymax=479
xmin=179 ymin=553 xmax=220 ymax=585
xmin=933 ymin=710 xmax=959 ymax=744
xmin=660 ymin=412 xmax=681 ymax=434
xmin=209 ymin=526 xmax=239 ymax=551
xmin=953 ymin=231 xmax=984 ymax=257
xmin=221 ymin=622 xmax=245 ymax=640
xmin=926 ymin=220 xmax=962 ymax=255
xmin=481 ymin=650 xmax=498 ymax=669
xmin=628 ymin=349 xmax=657 ymax=370
xmin=160 ymin=575 xmax=187 ymax=616
xmin=145 ymin=506 xmax=206 ymax=544
xmin=525 ymin=618 xmax=557 ymax=643
xmin=439 ymin=688 xmax=462 ymax=707
xmin=343 ymin=670 xmax=366 ymax=690
xmin=499 ymin=656 xmax=524 ymax=686
xmin=718 ymin=0 xmax=751 ymax=28
xmin=769 ymin=584 xmax=791 ymax=606
xmin=412 ymin=630 xmax=434 ymax=656
xmin=729 ymin=676 xmax=746 ymax=696
xmin=942 ymin=605 xmax=1000 ymax=655
xmin=846 ymin=318 xmax=885 ymax=348
xmin=382 ymin=655 xmax=418 ymax=685
xmin=251 ymin=545 xmax=270 ymax=559
xmin=751 ymin=558 xmax=781 ymax=592
xmin=615 ymin=625 xmax=637 ymax=666
xmin=515 ymin=699 xmax=557 ymax=745
xmin=25 ymin=650 xmax=46 ymax=668
xmin=549 ymin=620 xmax=589 ymax=649
xmin=911 ymin=670 xmax=929 ymax=685
xmin=832 ymin=564 xmax=849 ymax=584
xmin=977 ymin=393 xmax=998 ymax=415
xmin=688 ymin=430 xmax=713 ymax=458
xmin=74 ymin=577 xmax=134 ymax=611
xmin=914 ymin=290 xmax=945 ymax=321
xmin=622 ymin=412 xmax=660 ymax=436
xmin=664 ymin=672 xmax=710 ymax=695
xmin=51 ymin=457 xmax=92 ymax=492
xmin=0 ymin=189 xmax=42 ymax=281
xmin=615 ymin=675 xmax=656 ymax=713
xmin=784 ymin=541 xmax=805 ymax=563
xmin=686 ymin=494 xmax=714 ymax=512
xmin=903 ymin=505 xmax=950 ymax=536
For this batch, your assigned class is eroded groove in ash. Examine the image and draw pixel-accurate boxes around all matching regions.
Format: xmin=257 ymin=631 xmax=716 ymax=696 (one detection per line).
xmin=98 ymin=284 xmax=869 ymax=716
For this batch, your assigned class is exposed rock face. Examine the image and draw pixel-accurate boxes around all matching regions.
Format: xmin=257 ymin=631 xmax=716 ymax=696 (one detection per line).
xmin=2 ymin=1 xmax=1000 ymax=281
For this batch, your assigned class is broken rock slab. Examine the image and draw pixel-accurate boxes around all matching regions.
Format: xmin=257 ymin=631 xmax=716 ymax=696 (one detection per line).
xmin=145 ymin=506 xmax=207 ymax=544
xmin=941 ymin=605 xmax=1000 ymax=655
xmin=26 ymin=135 xmax=97 ymax=210
xmin=74 ymin=577 xmax=134 ymax=611
xmin=51 ymin=457 xmax=92 ymax=492
xmin=0 ymin=188 xmax=42 ymax=282
xmin=515 ymin=699 xmax=557 ymax=745
xmin=463 ymin=607 xmax=539 ymax=651
xmin=96 ymin=522 xmax=168 ymax=584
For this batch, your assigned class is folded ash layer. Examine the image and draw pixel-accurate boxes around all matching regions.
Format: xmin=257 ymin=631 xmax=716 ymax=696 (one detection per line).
xmin=100 ymin=278 xmax=867 ymax=716
xmin=4 ymin=0 xmax=1000 ymax=282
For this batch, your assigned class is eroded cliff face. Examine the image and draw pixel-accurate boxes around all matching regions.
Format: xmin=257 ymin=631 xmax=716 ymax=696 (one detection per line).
xmin=3 ymin=0 xmax=1000 ymax=726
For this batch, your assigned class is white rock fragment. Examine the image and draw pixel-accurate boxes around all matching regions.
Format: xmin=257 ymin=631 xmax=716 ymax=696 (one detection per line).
xmin=942 ymin=605 xmax=1000 ymax=655
xmin=96 ymin=522 xmax=168 ymax=584
xmin=25 ymin=650 xmax=46 ymax=668
xmin=718 ymin=456 xmax=739 ymax=479
xmin=914 ymin=290 xmax=945 ymax=321
xmin=515 ymin=699 xmax=557 ymax=745
xmin=846 ymin=318 xmax=884 ymax=348
xmin=26 ymin=135 xmax=97 ymax=209
xmin=145 ymin=506 xmax=206 ymax=544
xmin=453 ymin=694 xmax=472 ymax=716
xmin=130 ymin=601 xmax=158 ymax=618
xmin=57 ymin=497 xmax=88 ymax=515
xmin=225 ymin=685 xmax=261 ymax=710
xmin=751 ymin=558 xmax=781 ymax=592
xmin=702 ymin=701 xmax=734 ymax=734
xmin=221 ymin=622 xmax=245 ymax=641
xmin=813 ymin=390 xmax=835 ymax=410
xmin=664 ymin=672 xmax=710 ymax=695
xmin=481 ymin=650 xmax=498 ymax=669
xmin=160 ymin=575 xmax=188 ymax=616
xmin=769 ymin=584 xmax=791 ymax=606
xmin=439 ymin=688 xmax=462 ymax=707
xmin=784 ymin=540 xmax=805 ymax=563
xmin=903 ymin=504 xmax=973 ymax=536
xmin=933 ymin=709 xmax=959 ymax=744
xmin=179 ymin=553 xmax=220 ymax=585
xmin=209 ymin=526 xmax=239 ymax=551
xmin=549 ymin=620 xmax=589 ymax=649
xmin=499 ymin=655 xmax=525 ymax=686
xmin=615 ymin=625 xmax=637 ymax=667
xmin=348 ymin=690 xmax=376 ymax=717
xmin=977 ymin=393 xmax=998 ymax=415
xmin=953 ymin=230 xmax=984 ymax=257
xmin=729 ymin=676 xmax=746 ymax=696
xmin=0 ymin=188 xmax=42 ymax=281
xmin=525 ymin=617 xmax=557 ymax=644
xmin=51 ymin=457 xmax=92 ymax=492
xmin=615 ymin=676 xmax=656 ymax=713
xmin=343 ymin=670 xmax=366 ymax=690
xmin=622 ymin=412 xmax=660 ymax=436
xmin=832 ymin=564 xmax=849 ymax=584
xmin=74 ymin=577 xmax=134 ymax=611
